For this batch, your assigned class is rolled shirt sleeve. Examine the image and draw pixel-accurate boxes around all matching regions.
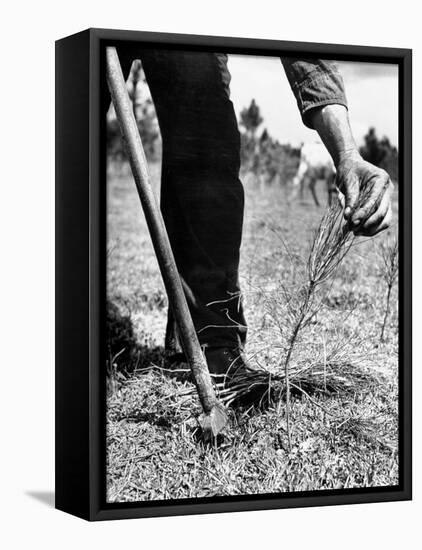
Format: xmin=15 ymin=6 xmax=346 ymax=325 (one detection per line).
xmin=281 ymin=58 xmax=348 ymax=129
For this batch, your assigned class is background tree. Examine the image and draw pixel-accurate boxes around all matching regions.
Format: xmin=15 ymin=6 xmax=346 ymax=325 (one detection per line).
xmin=239 ymin=100 xmax=300 ymax=186
xmin=107 ymin=61 xmax=161 ymax=164
xmin=239 ymin=99 xmax=263 ymax=137
xmin=130 ymin=59 xmax=142 ymax=120
xmin=359 ymin=127 xmax=398 ymax=182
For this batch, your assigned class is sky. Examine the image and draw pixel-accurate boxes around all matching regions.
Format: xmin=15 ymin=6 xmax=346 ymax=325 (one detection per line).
xmin=227 ymin=55 xmax=399 ymax=148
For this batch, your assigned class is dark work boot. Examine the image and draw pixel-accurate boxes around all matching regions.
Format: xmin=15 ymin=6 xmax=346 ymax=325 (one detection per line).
xmin=167 ymin=347 xmax=248 ymax=384
xmin=204 ymin=347 xmax=248 ymax=379
xmin=204 ymin=347 xmax=271 ymax=406
xmin=167 ymin=347 xmax=270 ymax=406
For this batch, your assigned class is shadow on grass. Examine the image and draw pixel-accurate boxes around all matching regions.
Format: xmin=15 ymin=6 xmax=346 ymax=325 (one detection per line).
xmin=106 ymin=300 xmax=278 ymax=438
xmin=107 ymin=300 xmax=166 ymax=373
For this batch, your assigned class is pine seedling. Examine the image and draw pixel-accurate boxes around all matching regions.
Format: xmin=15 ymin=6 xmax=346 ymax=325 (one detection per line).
xmin=379 ymin=237 xmax=399 ymax=342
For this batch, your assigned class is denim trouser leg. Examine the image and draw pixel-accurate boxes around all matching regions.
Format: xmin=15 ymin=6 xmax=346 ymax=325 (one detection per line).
xmin=116 ymin=49 xmax=247 ymax=351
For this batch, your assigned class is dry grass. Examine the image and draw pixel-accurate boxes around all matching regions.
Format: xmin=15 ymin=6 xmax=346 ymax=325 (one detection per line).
xmin=106 ymin=162 xmax=399 ymax=502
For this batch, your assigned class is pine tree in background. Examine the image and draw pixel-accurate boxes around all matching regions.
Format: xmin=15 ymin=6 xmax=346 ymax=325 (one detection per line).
xmin=238 ymin=100 xmax=300 ymax=186
xmin=107 ymin=61 xmax=161 ymax=165
xmin=359 ymin=127 xmax=398 ymax=183
xmin=130 ymin=60 xmax=142 ymax=120
xmin=239 ymin=99 xmax=263 ymax=137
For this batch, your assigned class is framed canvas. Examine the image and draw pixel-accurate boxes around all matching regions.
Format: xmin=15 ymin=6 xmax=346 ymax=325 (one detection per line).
xmin=55 ymin=28 xmax=412 ymax=521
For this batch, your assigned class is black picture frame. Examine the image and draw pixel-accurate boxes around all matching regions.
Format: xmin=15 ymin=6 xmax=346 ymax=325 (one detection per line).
xmin=55 ymin=28 xmax=412 ymax=521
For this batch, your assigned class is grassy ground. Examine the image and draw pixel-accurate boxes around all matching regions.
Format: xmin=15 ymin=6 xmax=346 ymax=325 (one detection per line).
xmin=106 ymin=161 xmax=399 ymax=503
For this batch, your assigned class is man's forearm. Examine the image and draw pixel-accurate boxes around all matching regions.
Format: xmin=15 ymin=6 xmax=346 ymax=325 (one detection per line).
xmin=310 ymin=104 xmax=359 ymax=166
xmin=309 ymin=103 xmax=393 ymax=235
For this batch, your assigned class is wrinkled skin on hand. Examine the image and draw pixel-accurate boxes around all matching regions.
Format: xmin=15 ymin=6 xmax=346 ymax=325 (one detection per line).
xmin=336 ymin=151 xmax=394 ymax=236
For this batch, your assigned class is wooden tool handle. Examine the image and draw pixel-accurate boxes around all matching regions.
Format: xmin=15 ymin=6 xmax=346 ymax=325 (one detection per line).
xmin=105 ymin=47 xmax=227 ymax=437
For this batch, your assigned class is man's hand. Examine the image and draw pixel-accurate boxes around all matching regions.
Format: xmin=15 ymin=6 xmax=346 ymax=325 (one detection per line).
xmin=310 ymin=104 xmax=393 ymax=237
xmin=336 ymin=150 xmax=394 ymax=236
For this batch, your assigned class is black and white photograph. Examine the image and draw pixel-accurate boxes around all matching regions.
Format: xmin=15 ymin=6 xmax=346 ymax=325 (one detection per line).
xmin=105 ymin=43 xmax=402 ymax=503
xmin=3 ymin=0 xmax=421 ymax=543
